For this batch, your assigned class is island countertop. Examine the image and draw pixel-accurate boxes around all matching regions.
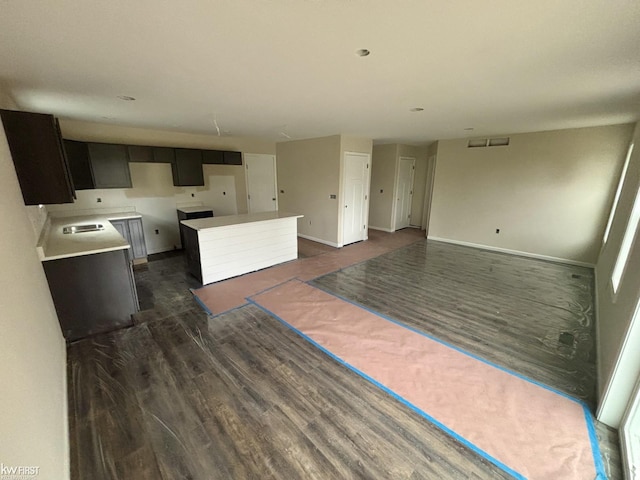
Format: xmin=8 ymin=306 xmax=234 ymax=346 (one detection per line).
xmin=181 ymin=211 xmax=303 ymax=231
xmin=37 ymin=212 xmax=142 ymax=262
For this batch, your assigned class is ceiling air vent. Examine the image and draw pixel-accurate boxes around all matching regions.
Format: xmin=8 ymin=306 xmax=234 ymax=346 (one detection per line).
xmin=489 ymin=137 xmax=510 ymax=146
xmin=467 ymin=137 xmax=511 ymax=148
xmin=468 ymin=139 xmax=488 ymax=148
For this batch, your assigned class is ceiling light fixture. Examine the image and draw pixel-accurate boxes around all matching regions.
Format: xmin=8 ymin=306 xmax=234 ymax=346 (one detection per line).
xmin=117 ymin=95 xmax=136 ymax=101
xmin=410 ymin=107 xmax=424 ymax=112
xmin=356 ymin=49 xmax=370 ymax=57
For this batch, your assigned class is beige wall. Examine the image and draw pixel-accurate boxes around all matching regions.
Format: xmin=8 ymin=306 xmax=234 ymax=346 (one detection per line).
xmin=429 ymin=124 xmax=634 ymax=264
xmin=48 ymin=162 xmax=247 ymax=253
xmin=596 ymin=122 xmax=640 ymax=426
xmin=276 ymin=135 xmax=342 ymax=245
xmin=47 ymin=120 xmax=278 ymax=252
xmin=369 ymin=144 xmax=398 ymax=231
xmin=60 ymin=119 xmax=276 ymax=155
xmin=0 ymin=98 xmax=69 ymax=478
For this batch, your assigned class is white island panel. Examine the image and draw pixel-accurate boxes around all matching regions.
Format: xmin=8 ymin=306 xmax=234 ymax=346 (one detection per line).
xmin=184 ymin=212 xmax=302 ymax=284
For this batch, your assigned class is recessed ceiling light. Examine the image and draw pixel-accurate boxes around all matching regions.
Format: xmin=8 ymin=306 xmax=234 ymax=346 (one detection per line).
xmin=117 ymin=95 xmax=136 ymax=101
xmin=356 ymin=49 xmax=370 ymax=57
xmin=410 ymin=107 xmax=424 ymax=112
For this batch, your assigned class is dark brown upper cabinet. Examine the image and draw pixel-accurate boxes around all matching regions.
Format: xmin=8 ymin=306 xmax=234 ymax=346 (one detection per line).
xmin=223 ymin=150 xmax=242 ymax=165
xmin=152 ymin=146 xmax=175 ymax=164
xmin=64 ymin=140 xmax=93 ymax=190
xmin=1 ymin=109 xmax=75 ymax=205
xmin=173 ymin=148 xmax=204 ymax=186
xmin=87 ymin=143 xmax=132 ymax=188
xmin=127 ymin=145 xmax=154 ymax=163
xmin=201 ymin=149 xmax=224 ymax=164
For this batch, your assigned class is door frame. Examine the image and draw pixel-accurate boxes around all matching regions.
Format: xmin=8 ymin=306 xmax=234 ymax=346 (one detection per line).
xmin=621 ymin=371 xmax=640 ymax=479
xmin=244 ymin=153 xmax=278 ymax=214
xmin=340 ymin=151 xmax=371 ymax=247
xmin=392 ymin=156 xmax=416 ymax=231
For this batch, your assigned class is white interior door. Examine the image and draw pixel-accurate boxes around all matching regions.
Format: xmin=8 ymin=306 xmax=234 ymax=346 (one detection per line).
xmin=342 ymin=152 xmax=369 ymax=246
xmin=245 ymin=153 xmax=277 ymax=213
xmin=395 ymin=157 xmax=415 ymax=230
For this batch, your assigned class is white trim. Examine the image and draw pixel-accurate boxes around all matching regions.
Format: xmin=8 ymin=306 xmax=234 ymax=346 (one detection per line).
xmin=597 ymin=295 xmax=640 ymax=426
xmin=427 ymin=236 xmax=595 ymax=268
xmin=620 ymin=374 xmax=640 ymax=479
xmin=368 ymin=225 xmax=395 ymax=233
xmin=298 ymin=233 xmax=341 ymax=248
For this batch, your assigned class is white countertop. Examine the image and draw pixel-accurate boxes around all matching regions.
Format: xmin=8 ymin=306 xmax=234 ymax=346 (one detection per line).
xmin=177 ymin=206 xmax=214 ymax=214
xmin=181 ymin=211 xmax=303 ymax=231
xmin=38 ymin=211 xmax=142 ymax=262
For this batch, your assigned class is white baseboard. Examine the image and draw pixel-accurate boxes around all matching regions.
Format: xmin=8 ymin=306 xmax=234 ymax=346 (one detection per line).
xmin=368 ymin=225 xmax=394 ymax=233
xmin=298 ymin=233 xmax=340 ymax=248
xmin=426 ymin=236 xmax=595 ymax=268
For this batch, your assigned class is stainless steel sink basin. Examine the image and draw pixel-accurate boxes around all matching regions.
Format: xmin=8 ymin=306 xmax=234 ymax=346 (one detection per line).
xmin=62 ymin=223 xmax=105 ymax=234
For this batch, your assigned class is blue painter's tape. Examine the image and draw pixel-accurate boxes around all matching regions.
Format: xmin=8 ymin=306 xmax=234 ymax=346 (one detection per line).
xmin=308 ymin=281 xmax=608 ymax=477
xmin=311 ymin=282 xmax=580 ymax=400
xmin=190 ymin=288 xmax=214 ymax=316
xmin=247 ymin=297 xmax=526 ymax=480
xmin=582 ymin=405 xmax=608 ymax=479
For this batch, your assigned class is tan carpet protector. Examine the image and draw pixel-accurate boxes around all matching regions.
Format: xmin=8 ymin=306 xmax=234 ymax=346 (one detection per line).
xmin=252 ymin=280 xmax=599 ymax=480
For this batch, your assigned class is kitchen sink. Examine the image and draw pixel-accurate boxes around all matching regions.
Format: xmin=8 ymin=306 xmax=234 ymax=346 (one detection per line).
xmin=62 ymin=223 xmax=105 ymax=234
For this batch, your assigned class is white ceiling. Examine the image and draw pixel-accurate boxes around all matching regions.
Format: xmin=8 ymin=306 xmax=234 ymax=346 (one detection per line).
xmin=0 ymin=0 xmax=639 ymax=145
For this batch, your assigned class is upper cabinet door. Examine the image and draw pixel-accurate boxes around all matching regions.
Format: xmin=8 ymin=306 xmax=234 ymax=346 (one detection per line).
xmin=87 ymin=143 xmax=132 ymax=188
xmin=64 ymin=140 xmax=94 ymax=190
xmin=0 ymin=109 xmax=75 ymax=205
xmin=223 ymin=151 xmax=242 ymax=165
xmin=173 ymin=149 xmax=204 ymax=186
xmin=152 ymin=147 xmax=175 ymax=164
xmin=201 ymin=149 xmax=224 ymax=164
xmin=127 ymin=145 xmax=154 ymax=163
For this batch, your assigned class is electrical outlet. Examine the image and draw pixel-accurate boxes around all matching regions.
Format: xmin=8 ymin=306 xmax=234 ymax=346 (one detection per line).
xmin=191 ymin=193 xmax=195 ymax=197
xmin=330 ymin=194 xmax=337 ymax=199
xmin=223 ymin=191 xmax=226 ymax=195
xmin=97 ymin=198 xmax=102 ymax=203
xmin=155 ymin=229 xmax=159 ymax=234
xmin=496 ymin=228 xmax=500 ymax=234
xmin=380 ymin=189 xmax=383 ymax=193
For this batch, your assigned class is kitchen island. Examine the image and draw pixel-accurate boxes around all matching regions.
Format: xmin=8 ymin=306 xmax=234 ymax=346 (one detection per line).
xmin=181 ymin=211 xmax=303 ymax=285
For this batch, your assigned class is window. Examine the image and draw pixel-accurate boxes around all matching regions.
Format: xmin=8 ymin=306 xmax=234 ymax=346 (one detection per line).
xmin=611 ymin=182 xmax=640 ymax=294
xmin=604 ymin=143 xmax=634 ymax=244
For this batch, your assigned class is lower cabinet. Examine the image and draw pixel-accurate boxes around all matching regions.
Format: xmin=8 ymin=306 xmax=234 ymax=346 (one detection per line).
xmin=110 ymin=217 xmax=147 ymax=263
xmin=182 ymin=225 xmax=202 ymax=284
xmin=43 ymin=249 xmax=139 ymax=342
xmin=177 ymin=209 xmax=213 ymax=249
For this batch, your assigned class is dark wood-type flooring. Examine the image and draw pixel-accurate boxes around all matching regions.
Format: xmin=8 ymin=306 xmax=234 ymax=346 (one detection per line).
xmin=67 ymin=235 xmax=622 ymax=479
